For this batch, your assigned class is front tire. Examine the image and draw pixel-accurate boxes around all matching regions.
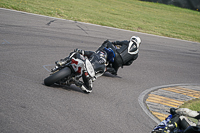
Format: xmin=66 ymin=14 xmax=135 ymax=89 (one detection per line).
xmin=44 ymin=67 xmax=72 ymax=86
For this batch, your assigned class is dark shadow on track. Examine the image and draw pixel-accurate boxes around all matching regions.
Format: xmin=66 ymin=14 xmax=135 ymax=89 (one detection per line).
xmin=42 ymin=83 xmax=87 ymax=94
xmin=103 ymin=72 xmax=122 ymax=78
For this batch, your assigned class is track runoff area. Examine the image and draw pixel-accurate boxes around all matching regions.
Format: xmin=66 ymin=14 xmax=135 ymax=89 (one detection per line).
xmin=141 ymin=84 xmax=200 ymax=123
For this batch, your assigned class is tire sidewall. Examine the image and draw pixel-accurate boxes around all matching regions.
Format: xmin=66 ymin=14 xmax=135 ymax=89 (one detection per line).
xmin=44 ymin=67 xmax=72 ymax=86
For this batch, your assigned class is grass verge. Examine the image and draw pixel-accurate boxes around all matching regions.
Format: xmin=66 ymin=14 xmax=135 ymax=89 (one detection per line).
xmin=180 ymin=98 xmax=200 ymax=111
xmin=179 ymin=98 xmax=200 ymax=123
xmin=0 ymin=0 xmax=200 ymax=42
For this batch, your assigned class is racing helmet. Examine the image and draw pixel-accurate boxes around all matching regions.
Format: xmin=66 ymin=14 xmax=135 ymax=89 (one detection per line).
xmin=170 ymin=108 xmax=177 ymax=115
xmin=130 ymin=36 xmax=141 ymax=48
xmin=128 ymin=36 xmax=141 ymax=54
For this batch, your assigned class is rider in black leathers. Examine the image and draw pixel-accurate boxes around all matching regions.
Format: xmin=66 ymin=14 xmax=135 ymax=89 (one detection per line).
xmin=57 ymin=47 xmax=115 ymax=93
xmin=74 ymin=47 xmax=115 ymax=77
xmin=74 ymin=47 xmax=115 ymax=93
xmin=56 ymin=36 xmax=141 ymax=93
xmin=97 ymin=36 xmax=141 ymax=75
xmin=160 ymin=108 xmax=200 ymax=133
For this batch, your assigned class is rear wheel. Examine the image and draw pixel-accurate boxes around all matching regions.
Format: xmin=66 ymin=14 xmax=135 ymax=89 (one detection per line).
xmin=44 ymin=67 xmax=72 ymax=86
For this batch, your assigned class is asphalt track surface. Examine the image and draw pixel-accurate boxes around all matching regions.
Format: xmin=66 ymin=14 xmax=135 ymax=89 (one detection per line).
xmin=0 ymin=8 xmax=200 ymax=133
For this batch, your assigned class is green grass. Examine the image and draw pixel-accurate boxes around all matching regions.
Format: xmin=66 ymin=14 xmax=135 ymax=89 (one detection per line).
xmin=180 ymin=98 xmax=200 ymax=111
xmin=179 ymin=98 xmax=200 ymax=123
xmin=0 ymin=0 xmax=200 ymax=43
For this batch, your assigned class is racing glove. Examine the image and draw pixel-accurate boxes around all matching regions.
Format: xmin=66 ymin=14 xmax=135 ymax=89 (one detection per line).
xmin=74 ymin=48 xmax=84 ymax=55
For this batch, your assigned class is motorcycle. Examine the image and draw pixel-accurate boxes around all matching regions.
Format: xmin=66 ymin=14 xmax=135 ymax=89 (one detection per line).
xmin=151 ymin=108 xmax=200 ymax=133
xmin=44 ymin=52 xmax=95 ymax=93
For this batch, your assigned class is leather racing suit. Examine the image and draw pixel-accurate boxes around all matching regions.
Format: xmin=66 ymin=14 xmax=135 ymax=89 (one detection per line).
xmin=161 ymin=108 xmax=200 ymax=133
xmin=71 ymin=48 xmax=110 ymax=93
xmin=97 ymin=39 xmax=139 ymax=75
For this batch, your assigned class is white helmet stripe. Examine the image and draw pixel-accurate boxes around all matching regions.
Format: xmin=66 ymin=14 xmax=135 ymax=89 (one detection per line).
xmin=128 ymin=40 xmax=139 ymax=55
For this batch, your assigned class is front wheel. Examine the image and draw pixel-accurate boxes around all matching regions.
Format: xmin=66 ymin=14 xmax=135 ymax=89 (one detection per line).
xmin=44 ymin=67 xmax=72 ymax=86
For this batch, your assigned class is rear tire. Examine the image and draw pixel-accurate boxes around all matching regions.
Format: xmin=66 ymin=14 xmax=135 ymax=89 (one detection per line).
xmin=44 ymin=67 xmax=72 ymax=86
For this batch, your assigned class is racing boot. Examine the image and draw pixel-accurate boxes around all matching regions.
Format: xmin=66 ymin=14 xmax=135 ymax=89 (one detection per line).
xmin=106 ymin=63 xmax=117 ymax=75
xmin=106 ymin=67 xmax=117 ymax=75
xmin=74 ymin=80 xmax=92 ymax=94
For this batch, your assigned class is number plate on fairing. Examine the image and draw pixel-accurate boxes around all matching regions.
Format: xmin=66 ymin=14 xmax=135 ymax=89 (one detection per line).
xmin=85 ymin=59 xmax=95 ymax=78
